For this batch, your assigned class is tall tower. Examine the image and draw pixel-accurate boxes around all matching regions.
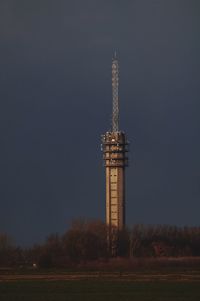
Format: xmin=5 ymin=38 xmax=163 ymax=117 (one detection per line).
xmin=101 ymin=54 xmax=129 ymax=251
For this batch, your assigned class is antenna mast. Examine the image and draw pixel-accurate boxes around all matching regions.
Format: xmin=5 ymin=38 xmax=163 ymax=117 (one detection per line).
xmin=112 ymin=53 xmax=119 ymax=132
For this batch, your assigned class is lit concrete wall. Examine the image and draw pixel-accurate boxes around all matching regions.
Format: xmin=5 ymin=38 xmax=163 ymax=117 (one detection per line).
xmin=106 ymin=166 xmax=125 ymax=230
xmin=102 ymin=131 xmax=128 ymax=232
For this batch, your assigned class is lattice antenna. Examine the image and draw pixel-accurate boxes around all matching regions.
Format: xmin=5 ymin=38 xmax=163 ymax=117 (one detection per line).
xmin=112 ymin=52 xmax=119 ymax=132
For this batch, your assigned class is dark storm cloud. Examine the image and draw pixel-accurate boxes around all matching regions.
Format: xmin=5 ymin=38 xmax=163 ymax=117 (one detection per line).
xmin=0 ymin=0 xmax=200 ymax=245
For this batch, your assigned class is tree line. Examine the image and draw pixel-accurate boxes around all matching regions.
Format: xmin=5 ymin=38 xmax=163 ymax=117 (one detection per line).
xmin=1 ymin=220 xmax=200 ymax=268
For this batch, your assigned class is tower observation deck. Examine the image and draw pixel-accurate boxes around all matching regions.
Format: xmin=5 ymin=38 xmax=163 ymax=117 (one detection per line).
xmin=101 ymin=54 xmax=129 ymax=251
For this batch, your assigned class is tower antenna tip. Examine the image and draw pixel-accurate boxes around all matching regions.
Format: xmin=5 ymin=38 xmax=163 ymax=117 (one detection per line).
xmin=112 ymin=51 xmax=119 ymax=132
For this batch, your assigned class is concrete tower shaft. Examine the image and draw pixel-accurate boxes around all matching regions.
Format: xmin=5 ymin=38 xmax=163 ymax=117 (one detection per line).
xmin=102 ymin=131 xmax=128 ymax=230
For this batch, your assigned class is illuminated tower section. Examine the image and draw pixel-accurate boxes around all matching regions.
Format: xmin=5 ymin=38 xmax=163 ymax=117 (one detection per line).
xmin=101 ymin=54 xmax=129 ymax=235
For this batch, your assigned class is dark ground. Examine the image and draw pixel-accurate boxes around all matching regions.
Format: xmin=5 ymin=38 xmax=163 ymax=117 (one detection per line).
xmin=1 ymin=268 xmax=200 ymax=301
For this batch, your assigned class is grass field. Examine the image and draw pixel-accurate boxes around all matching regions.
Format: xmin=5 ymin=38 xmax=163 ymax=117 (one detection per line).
xmin=0 ymin=266 xmax=200 ymax=301
xmin=1 ymin=278 xmax=200 ymax=301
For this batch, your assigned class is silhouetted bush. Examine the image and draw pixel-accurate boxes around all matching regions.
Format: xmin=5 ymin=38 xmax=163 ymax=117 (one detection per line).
xmin=1 ymin=223 xmax=200 ymax=268
xmin=38 ymin=252 xmax=53 ymax=268
xmin=63 ymin=219 xmax=108 ymax=262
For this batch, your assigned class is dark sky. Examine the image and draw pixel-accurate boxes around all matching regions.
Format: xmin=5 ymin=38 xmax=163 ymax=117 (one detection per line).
xmin=0 ymin=0 xmax=200 ymax=246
